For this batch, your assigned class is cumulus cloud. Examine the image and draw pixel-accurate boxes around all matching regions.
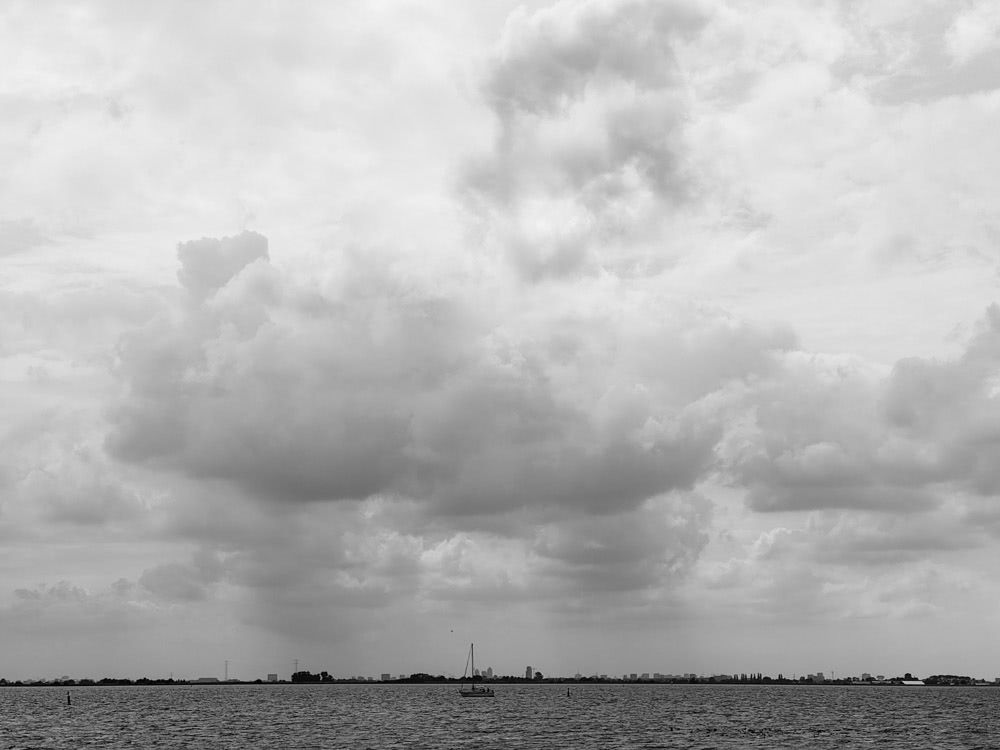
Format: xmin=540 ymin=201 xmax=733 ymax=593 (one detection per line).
xmin=944 ymin=2 xmax=1000 ymax=66
xmin=835 ymin=1 xmax=1000 ymax=103
xmin=465 ymin=0 xmax=709 ymax=279
xmin=99 ymin=230 xmax=1000 ymax=639
xmin=716 ymin=351 xmax=905 ymax=513
xmin=0 ymin=401 xmax=151 ymax=548
xmin=2 ymin=551 xmax=226 ymax=637
xmin=4 ymin=579 xmax=148 ymax=635
xmin=176 ymin=231 xmax=269 ymax=302
xmin=532 ymin=492 xmax=711 ymax=593
xmin=681 ymin=304 xmax=1000 ymax=634
xmin=705 ymin=303 xmax=1000 ymax=544
xmin=139 ymin=550 xmax=225 ymax=602
xmin=107 ymin=232 xmax=792 ymax=529
xmin=93 ymin=228 xmax=814 ymax=641
xmin=486 ymin=0 xmax=704 ymax=115
xmin=23 ymin=454 xmax=145 ymax=527
xmin=882 ymin=304 xmax=1000 ymax=496
xmin=711 ymin=513 xmax=990 ymax=627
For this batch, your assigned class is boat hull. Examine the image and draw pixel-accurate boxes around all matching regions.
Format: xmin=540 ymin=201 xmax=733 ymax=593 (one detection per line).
xmin=459 ymin=689 xmax=494 ymax=698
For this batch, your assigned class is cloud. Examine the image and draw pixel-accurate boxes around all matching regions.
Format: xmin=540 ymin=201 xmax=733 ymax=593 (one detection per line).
xmin=836 ymin=1 xmax=1000 ymax=103
xmin=4 ymin=579 xmax=149 ymax=635
xmin=2 ymin=551 xmax=225 ymax=636
xmin=532 ymin=492 xmax=712 ymax=594
xmin=139 ymin=550 xmax=224 ymax=602
xmin=882 ymin=304 xmax=1000 ymax=496
xmin=707 ymin=303 xmax=1000 ymax=529
xmin=0 ymin=218 xmax=48 ymax=256
xmin=465 ymin=0 xmax=709 ymax=279
xmin=93 ymin=228 xmax=815 ymax=642
xmin=23 ymin=451 xmax=145 ymax=527
xmin=944 ymin=2 xmax=1000 ymax=67
xmin=698 ymin=508 xmax=991 ymax=629
xmin=176 ymin=231 xmax=269 ymax=302
xmin=716 ymin=351 xmax=910 ymax=513
xmin=486 ymin=0 xmax=705 ymax=116
xmin=0 ymin=403 xmax=151 ymax=546
xmin=107 ymin=233 xmax=793 ymax=529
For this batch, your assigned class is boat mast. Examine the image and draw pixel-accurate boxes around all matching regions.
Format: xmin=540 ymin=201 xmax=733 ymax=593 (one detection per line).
xmin=471 ymin=643 xmax=476 ymax=687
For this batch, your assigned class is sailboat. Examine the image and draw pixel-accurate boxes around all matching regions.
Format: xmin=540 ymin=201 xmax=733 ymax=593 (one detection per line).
xmin=459 ymin=643 xmax=494 ymax=698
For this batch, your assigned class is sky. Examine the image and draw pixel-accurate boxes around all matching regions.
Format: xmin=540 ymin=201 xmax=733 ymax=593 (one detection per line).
xmin=3 ymin=0 xmax=1000 ymax=682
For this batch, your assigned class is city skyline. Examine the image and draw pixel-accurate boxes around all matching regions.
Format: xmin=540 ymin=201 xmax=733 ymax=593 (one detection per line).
xmin=4 ymin=1 xmax=1000 ymax=680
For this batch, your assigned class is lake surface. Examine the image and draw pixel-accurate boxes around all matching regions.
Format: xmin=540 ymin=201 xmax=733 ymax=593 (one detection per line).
xmin=1 ymin=683 xmax=999 ymax=749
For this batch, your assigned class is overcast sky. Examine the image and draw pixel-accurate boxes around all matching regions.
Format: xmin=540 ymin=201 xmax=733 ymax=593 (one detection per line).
xmin=4 ymin=0 xmax=1000 ymax=682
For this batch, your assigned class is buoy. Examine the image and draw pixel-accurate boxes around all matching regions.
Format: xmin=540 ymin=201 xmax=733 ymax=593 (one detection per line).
xmin=67 ymin=692 xmax=71 ymax=706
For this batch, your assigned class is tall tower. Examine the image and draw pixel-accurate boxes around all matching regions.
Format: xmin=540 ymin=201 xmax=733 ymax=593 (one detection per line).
xmin=525 ymin=665 xmax=532 ymax=679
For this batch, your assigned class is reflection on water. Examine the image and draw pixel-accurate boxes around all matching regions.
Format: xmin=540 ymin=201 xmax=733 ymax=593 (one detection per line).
xmin=0 ymin=683 xmax=998 ymax=749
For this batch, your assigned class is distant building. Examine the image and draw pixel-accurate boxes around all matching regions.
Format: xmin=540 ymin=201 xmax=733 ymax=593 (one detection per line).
xmin=194 ymin=677 xmax=220 ymax=683
xmin=525 ymin=666 xmax=532 ymax=679
xmin=381 ymin=673 xmax=391 ymax=681
xmin=267 ymin=674 xmax=278 ymax=683
xmin=485 ymin=667 xmax=493 ymax=678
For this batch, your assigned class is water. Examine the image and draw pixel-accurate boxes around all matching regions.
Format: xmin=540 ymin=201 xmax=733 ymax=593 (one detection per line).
xmin=1 ymin=683 xmax=999 ymax=749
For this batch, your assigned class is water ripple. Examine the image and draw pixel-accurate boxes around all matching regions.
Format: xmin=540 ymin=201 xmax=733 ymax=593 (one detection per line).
xmin=1 ymin=684 xmax=1000 ymax=749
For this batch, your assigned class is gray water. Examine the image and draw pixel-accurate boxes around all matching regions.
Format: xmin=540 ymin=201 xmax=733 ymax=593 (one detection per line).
xmin=1 ymin=683 xmax=999 ymax=749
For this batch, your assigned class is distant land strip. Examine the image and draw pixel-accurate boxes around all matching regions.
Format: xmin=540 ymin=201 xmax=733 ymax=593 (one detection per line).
xmin=4 ymin=673 xmax=998 ymax=688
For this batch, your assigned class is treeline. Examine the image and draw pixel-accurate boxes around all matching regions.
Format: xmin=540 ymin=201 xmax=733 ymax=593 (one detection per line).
xmin=0 ymin=678 xmax=185 ymax=687
xmin=923 ymin=675 xmax=977 ymax=686
xmin=290 ymin=671 xmax=336 ymax=683
xmin=397 ymin=673 xmax=547 ymax=683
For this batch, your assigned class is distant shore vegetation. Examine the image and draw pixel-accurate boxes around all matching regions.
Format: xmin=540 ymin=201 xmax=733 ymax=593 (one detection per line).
xmin=3 ymin=673 xmax=998 ymax=687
